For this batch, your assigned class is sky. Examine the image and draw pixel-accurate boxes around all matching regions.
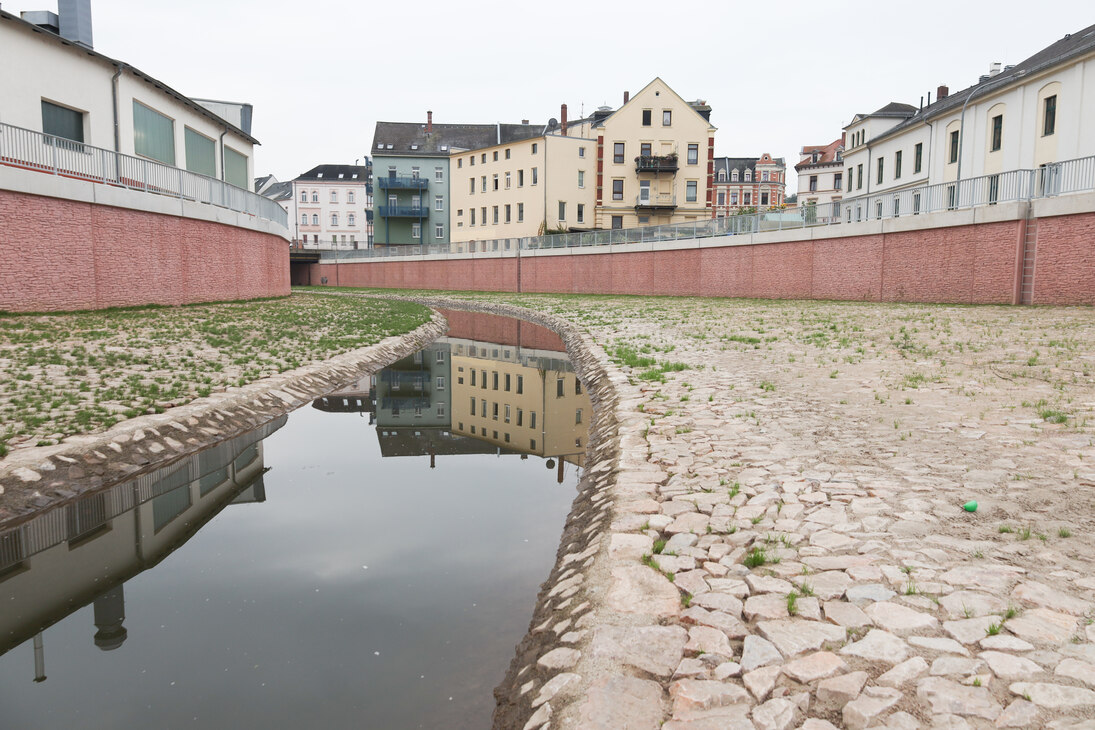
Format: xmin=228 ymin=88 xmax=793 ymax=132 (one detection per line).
xmin=7 ymin=0 xmax=1091 ymax=194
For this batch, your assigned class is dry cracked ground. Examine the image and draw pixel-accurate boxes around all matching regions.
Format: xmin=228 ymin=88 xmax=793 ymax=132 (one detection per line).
xmin=478 ymin=295 xmax=1095 ymax=730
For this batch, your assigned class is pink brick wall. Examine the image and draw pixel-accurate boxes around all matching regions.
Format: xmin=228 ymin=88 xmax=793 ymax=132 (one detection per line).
xmin=303 ymin=214 xmax=1095 ymax=306
xmin=0 ymin=190 xmax=289 ymax=312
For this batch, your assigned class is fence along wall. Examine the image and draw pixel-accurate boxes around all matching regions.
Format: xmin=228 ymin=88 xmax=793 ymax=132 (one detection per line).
xmin=303 ymin=202 xmax=1095 ymax=306
xmin=0 ymin=189 xmax=290 ymax=312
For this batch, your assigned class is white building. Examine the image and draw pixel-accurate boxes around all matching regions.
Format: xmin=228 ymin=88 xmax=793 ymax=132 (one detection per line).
xmin=291 ymin=164 xmax=374 ymax=249
xmin=0 ymin=2 xmax=258 ymax=190
xmin=841 ymin=22 xmax=1095 ymax=217
xmin=794 ymin=137 xmax=845 ymax=217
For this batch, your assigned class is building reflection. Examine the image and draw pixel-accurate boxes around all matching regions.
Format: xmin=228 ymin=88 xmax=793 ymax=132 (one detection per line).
xmin=315 ymin=311 xmax=591 ymax=477
xmin=0 ymin=416 xmax=285 ymax=678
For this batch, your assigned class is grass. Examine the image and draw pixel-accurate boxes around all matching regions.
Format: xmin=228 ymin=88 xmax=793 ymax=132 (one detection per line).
xmin=786 ymin=590 xmax=799 ymax=616
xmin=986 ymin=622 xmax=1002 ymax=636
xmin=1059 ymin=527 xmax=1072 ymax=538
xmin=743 ymin=547 xmax=770 ymax=568
xmin=0 ymin=294 xmax=431 ymax=452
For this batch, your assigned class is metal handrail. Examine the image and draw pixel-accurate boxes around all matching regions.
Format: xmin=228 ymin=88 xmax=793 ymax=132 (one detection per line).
xmin=0 ymin=121 xmax=288 ymax=228
xmin=377 ymin=176 xmax=429 ymax=189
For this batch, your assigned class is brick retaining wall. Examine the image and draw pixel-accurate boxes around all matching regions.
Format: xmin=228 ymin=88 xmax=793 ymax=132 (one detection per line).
xmin=304 ymin=212 xmax=1095 ymax=305
xmin=0 ymin=189 xmax=290 ymax=312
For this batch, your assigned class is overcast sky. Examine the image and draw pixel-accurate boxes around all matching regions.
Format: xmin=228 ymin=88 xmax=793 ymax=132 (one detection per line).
xmin=8 ymin=0 xmax=1091 ymax=193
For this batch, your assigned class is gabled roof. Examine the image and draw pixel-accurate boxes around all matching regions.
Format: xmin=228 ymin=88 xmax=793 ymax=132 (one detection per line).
xmin=294 ymin=164 xmax=370 ymax=182
xmin=261 ymin=180 xmax=293 ymax=201
xmin=590 ymin=77 xmax=717 ymax=131
xmin=0 ymin=9 xmax=259 ymax=145
xmin=869 ymin=21 xmax=1095 ymax=145
xmin=371 ymin=121 xmax=545 ymax=157
xmin=795 ymin=138 xmax=845 ymax=171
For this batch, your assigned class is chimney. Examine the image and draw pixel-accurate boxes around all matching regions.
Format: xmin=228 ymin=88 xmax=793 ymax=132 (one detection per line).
xmin=58 ymin=0 xmax=93 ymax=49
xmin=521 ymin=119 xmax=529 ymax=125
xmin=427 ymin=110 xmax=433 ymax=132
xmin=989 ymin=62 xmax=1003 ymax=77
xmin=937 ymin=85 xmax=949 ymax=100
xmin=623 ymin=90 xmax=630 ymax=104
xmin=560 ymin=104 xmax=568 ymax=136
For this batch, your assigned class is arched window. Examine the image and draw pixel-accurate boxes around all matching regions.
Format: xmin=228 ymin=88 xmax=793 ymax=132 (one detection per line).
xmin=330 ymin=190 xmax=338 ymax=203
xmin=300 ymin=190 xmax=307 ymax=202
xmin=331 ymin=213 xmax=339 ymax=226
xmin=312 ymin=214 xmax=319 ymax=225
xmin=301 ymin=213 xmax=308 ymax=225
xmin=348 ymin=191 xmax=355 ymax=204
xmin=348 ymin=213 xmax=356 ymax=226
xmin=731 ymin=169 xmax=739 ymax=182
xmin=718 ymin=169 xmax=726 ymax=182
xmin=311 ymin=191 xmax=319 ymax=202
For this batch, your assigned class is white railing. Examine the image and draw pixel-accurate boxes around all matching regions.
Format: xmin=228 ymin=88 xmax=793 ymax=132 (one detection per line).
xmin=306 ymin=154 xmax=1095 ymax=262
xmin=0 ymin=122 xmax=288 ymax=228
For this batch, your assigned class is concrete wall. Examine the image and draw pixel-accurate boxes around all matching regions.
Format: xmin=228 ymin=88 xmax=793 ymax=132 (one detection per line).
xmin=0 ymin=189 xmax=289 ymax=312
xmin=302 ymin=203 xmax=1095 ymax=306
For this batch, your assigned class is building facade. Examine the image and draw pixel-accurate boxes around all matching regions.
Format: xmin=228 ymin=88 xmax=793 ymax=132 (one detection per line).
xmin=593 ymin=78 xmax=717 ymax=229
xmin=712 ymin=154 xmax=787 ymax=216
xmin=794 ymin=138 xmax=845 ymax=219
xmin=291 ymin=164 xmax=373 ymax=249
xmin=840 ymin=22 xmax=1095 ymax=220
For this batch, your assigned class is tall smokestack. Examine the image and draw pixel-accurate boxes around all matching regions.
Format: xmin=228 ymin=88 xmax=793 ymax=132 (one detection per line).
xmin=561 ymin=104 xmax=568 ymax=136
xmin=427 ymin=110 xmax=433 ymax=132
xmin=937 ymin=85 xmax=949 ymax=100
xmin=623 ymin=90 xmax=630 ymax=104
xmin=58 ymin=0 xmax=93 ymax=48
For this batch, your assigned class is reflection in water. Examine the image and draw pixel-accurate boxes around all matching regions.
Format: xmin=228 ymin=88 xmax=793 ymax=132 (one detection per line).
xmin=0 ymin=416 xmax=284 ymax=674
xmin=0 ymin=310 xmax=587 ymax=728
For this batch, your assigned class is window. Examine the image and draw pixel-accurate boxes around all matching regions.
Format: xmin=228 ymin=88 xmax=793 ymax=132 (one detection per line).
xmin=471 ymin=370 xmax=476 ymax=387
xmin=518 ymin=202 xmax=524 ymax=222
xmin=914 ymin=144 xmax=923 ymax=173
xmin=505 ymin=204 xmax=511 ymax=223
xmin=578 ymin=147 xmax=586 ymax=157
xmin=730 ymin=191 xmax=738 ymax=205
xmin=575 ymin=409 xmax=582 ymax=425
xmin=731 ymin=169 xmax=739 ymax=182
xmin=558 ymin=201 xmax=566 ymax=221
xmin=504 ymin=404 xmax=511 ymax=423
xmin=493 ymin=206 xmax=499 ymax=224
xmin=481 ymin=154 xmax=486 ymax=163
xmin=760 ymin=191 xmax=769 ymax=206
xmin=991 ymin=115 xmax=1003 ymax=151
xmin=348 ymin=213 xmax=356 ymax=226
xmin=312 ymin=214 xmax=319 ymax=225
xmin=949 ymin=130 xmax=960 ymax=163
xmin=531 ymin=143 xmax=538 ymax=154
xmin=762 ymin=171 xmax=769 ymax=181
xmin=575 ymin=380 xmax=582 ymax=395
xmin=181 ymin=128 xmax=216 ymax=177
xmin=224 ymin=147 xmax=247 ymax=189
xmin=518 ymin=169 xmax=525 ymax=187
xmin=809 ymin=175 xmax=818 ymax=192
xmin=41 ymin=100 xmax=84 ymax=145
xmin=469 ymin=156 xmax=474 ymax=166
xmin=412 ymin=166 xmax=420 ymax=179
xmin=436 ymin=375 xmax=446 ymax=390
xmin=744 ymin=170 xmax=752 ymax=182
xmin=517 ymin=409 xmax=523 ymax=426
xmin=505 ymin=172 xmax=511 ymax=189
xmin=481 ymin=206 xmax=486 ymax=224
xmin=492 ymin=402 xmax=499 ymax=420
xmin=687 ymin=144 xmax=698 ymax=165
xmin=613 ymin=142 xmax=625 ymax=164
xmin=895 ymin=150 xmax=903 ymax=179
xmin=435 ymin=195 xmax=444 ymax=211
xmin=611 ymin=215 xmax=623 ymax=229
xmin=1043 ymin=95 xmax=1057 ymax=136
xmin=642 ymin=109 xmax=652 ymax=126
xmin=531 ymin=167 xmax=538 ymax=185
xmin=577 ymin=204 xmax=584 ymax=223
xmin=556 ymin=379 xmax=564 ymax=398
xmin=435 ymin=224 xmax=444 ymax=238
xmin=530 ymin=411 xmax=536 ymax=429
xmin=686 ymin=180 xmax=697 ymax=202
xmin=504 ymin=373 xmax=511 ymax=391
xmin=877 ymin=157 xmax=884 ymax=185
xmin=348 ymin=190 xmax=355 ymax=203
xmin=640 ymin=142 xmax=652 ymax=157
xmin=517 ymin=375 xmax=523 ymax=394
xmin=331 ymin=190 xmax=338 ymax=203
xmin=493 ymin=150 xmax=498 ymax=162
xmin=470 ymin=208 xmax=476 ymax=225
xmin=434 ymin=166 xmax=443 ymax=182
xmin=133 ymin=100 xmax=175 ymax=165
xmin=301 ymin=190 xmax=307 ymax=202
xmin=718 ymin=169 xmax=726 ymax=182
xmin=412 ymin=222 xmax=421 ymax=239
xmin=662 ymin=110 xmax=672 ymax=126
xmin=505 ymin=148 xmax=511 ymax=159
xmin=834 ymin=173 xmax=842 ymax=190
xmin=470 ymin=178 xmax=475 ymax=194
xmin=856 ymin=164 xmax=863 ymax=190
xmin=493 ymin=174 xmax=499 ymax=191
xmin=470 ymin=397 xmax=476 ymax=415
xmin=577 ymin=170 xmax=585 ymax=188
xmin=717 ymin=191 xmax=725 ymax=206
xmin=481 ymin=175 xmax=487 ymax=191
xmin=301 ymin=213 xmax=308 ymax=225
xmin=612 ymin=179 xmax=624 ymax=200
xmin=847 ymin=168 xmax=853 ymax=191
xmin=744 ymin=192 xmax=751 ymax=205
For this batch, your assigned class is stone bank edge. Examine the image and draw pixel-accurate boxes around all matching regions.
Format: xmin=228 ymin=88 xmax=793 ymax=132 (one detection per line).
xmin=0 ymin=310 xmax=448 ymax=524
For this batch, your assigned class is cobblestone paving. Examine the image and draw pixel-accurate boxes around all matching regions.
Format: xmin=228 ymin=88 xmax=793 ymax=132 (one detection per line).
xmin=494 ymin=296 xmax=1095 ymax=729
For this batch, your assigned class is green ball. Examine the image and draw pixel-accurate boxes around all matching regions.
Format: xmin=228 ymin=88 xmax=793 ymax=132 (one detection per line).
xmin=963 ymin=501 xmax=978 ymax=512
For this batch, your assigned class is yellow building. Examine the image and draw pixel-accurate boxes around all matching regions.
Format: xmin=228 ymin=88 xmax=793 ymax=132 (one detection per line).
xmin=593 ymin=78 xmax=716 ymax=229
xmin=448 ymin=339 xmax=589 ymax=463
xmin=447 ymin=78 xmax=715 ymax=244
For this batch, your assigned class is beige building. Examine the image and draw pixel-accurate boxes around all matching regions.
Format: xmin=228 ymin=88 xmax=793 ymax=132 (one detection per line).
xmin=593 ymin=78 xmax=716 ymax=229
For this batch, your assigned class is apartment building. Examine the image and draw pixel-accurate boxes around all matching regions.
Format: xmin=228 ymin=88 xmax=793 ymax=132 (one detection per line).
xmin=840 ymin=22 xmax=1095 ymax=217
xmin=711 ymin=154 xmax=787 ymax=215
xmin=449 ymin=116 xmax=595 ymax=247
xmin=593 ymin=78 xmax=717 ymax=229
xmin=291 ymin=164 xmax=373 ymax=249
xmin=794 ymin=138 xmax=845 ymax=216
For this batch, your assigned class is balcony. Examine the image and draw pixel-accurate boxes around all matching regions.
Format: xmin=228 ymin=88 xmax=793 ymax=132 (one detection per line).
xmin=377 ymin=176 xmax=429 ymax=190
xmin=635 ymin=192 xmax=677 ymax=210
xmin=635 ymin=154 xmax=678 ymax=174
xmin=377 ymin=205 xmax=430 ymax=218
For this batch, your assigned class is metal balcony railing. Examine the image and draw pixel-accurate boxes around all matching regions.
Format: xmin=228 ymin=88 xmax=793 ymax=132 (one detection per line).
xmin=377 ymin=176 xmax=429 ymax=190
xmin=377 ymin=205 xmax=429 ymax=218
xmin=635 ymin=154 xmax=678 ymax=173
xmin=0 ymin=121 xmax=288 ymax=228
